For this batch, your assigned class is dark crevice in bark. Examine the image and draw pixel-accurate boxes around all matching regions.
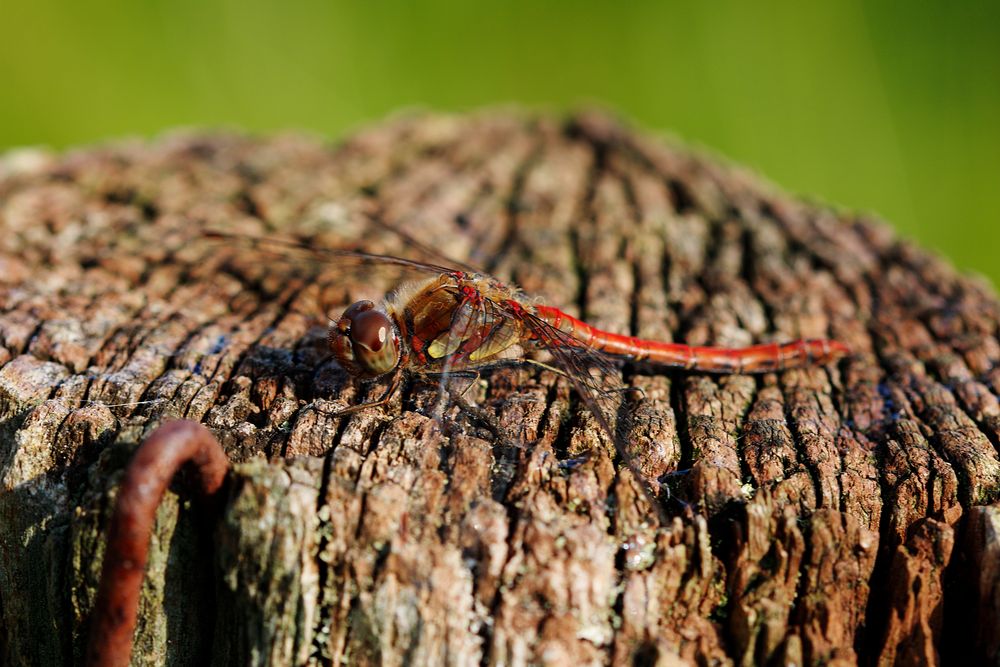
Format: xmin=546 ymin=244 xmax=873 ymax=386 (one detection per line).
xmin=20 ymin=320 xmax=48 ymax=358
xmin=668 ymin=378 xmax=695 ymax=485
xmin=484 ymin=136 xmax=544 ymax=277
xmin=619 ymin=176 xmax=644 ymax=344
xmin=310 ymin=444 xmax=347 ymax=664
xmin=666 ymin=179 xmax=696 ymax=216
xmin=567 ymin=133 xmax=605 ymax=323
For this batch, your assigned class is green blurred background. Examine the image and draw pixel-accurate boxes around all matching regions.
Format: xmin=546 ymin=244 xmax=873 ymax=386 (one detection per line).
xmin=2 ymin=1 xmax=998 ymax=285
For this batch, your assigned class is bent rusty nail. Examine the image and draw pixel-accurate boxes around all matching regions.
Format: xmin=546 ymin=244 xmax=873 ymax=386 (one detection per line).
xmin=85 ymin=420 xmax=230 ymax=667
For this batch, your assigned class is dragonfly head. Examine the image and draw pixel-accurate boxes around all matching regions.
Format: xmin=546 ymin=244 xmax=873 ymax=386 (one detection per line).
xmin=330 ymin=300 xmax=401 ymax=379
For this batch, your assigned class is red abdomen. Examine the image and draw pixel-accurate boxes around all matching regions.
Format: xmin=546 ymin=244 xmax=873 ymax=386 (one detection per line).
xmin=534 ymin=305 xmax=848 ymax=373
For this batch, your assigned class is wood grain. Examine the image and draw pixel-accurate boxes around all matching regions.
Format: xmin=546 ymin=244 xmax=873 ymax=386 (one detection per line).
xmin=1 ymin=112 xmax=998 ymax=665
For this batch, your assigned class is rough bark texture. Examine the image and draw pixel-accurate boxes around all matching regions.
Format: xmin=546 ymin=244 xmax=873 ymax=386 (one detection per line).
xmin=2 ymin=112 xmax=999 ymax=666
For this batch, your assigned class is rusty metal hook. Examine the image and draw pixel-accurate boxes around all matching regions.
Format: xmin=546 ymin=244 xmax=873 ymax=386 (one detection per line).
xmin=85 ymin=420 xmax=229 ymax=667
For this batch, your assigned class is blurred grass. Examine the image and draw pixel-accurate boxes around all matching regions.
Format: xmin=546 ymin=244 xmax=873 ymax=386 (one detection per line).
xmin=2 ymin=0 xmax=998 ymax=285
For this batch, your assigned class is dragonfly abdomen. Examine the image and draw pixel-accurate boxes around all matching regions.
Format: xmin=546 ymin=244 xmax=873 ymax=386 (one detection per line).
xmin=534 ymin=305 xmax=848 ymax=374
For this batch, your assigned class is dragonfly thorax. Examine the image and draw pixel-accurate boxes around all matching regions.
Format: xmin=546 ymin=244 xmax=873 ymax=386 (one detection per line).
xmin=329 ymin=300 xmax=402 ymax=379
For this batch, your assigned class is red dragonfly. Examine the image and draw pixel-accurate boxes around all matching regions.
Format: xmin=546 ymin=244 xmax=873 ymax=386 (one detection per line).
xmin=208 ymin=229 xmax=849 ymax=499
xmin=86 ymin=228 xmax=852 ymax=666
xmin=326 ymin=257 xmax=848 ymax=401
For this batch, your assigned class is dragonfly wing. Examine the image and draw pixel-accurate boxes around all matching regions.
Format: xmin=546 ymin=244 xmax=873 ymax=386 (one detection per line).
xmin=468 ymin=311 xmax=521 ymax=362
xmin=427 ymin=291 xmax=522 ymax=368
xmin=426 ymin=291 xmax=484 ymax=360
xmin=428 ymin=329 xmax=468 ymax=358
xmin=203 ymin=230 xmax=460 ymax=275
xmin=202 ymin=230 xmax=460 ymax=320
xmin=430 ymin=289 xmax=493 ymax=407
xmin=517 ymin=309 xmax=668 ymax=524
xmin=427 ymin=308 xmax=476 ymax=358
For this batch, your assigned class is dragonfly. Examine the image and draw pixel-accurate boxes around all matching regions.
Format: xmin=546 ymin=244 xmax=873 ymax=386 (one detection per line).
xmin=86 ymin=226 xmax=851 ymax=666
xmin=326 ymin=256 xmax=848 ymax=402
xmin=206 ymin=228 xmax=849 ymax=504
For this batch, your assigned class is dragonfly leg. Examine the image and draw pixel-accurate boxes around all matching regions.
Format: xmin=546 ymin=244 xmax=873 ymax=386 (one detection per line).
xmin=310 ymin=371 xmax=403 ymax=418
xmin=410 ymin=370 xmax=511 ymax=444
xmin=425 ymin=368 xmax=483 ymax=421
xmin=422 ymin=369 xmax=482 ymax=397
xmin=416 ymin=368 xmax=506 ymax=438
xmin=445 ymin=384 xmax=505 ymax=440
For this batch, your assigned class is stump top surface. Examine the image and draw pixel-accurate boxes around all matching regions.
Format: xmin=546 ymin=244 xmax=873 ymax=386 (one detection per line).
xmin=2 ymin=112 xmax=999 ymax=665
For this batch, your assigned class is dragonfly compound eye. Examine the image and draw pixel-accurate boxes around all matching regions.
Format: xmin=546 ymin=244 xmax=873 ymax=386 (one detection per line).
xmin=329 ymin=301 xmax=400 ymax=379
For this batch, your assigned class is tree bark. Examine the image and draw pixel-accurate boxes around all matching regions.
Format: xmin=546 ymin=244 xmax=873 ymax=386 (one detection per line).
xmin=1 ymin=111 xmax=999 ymax=666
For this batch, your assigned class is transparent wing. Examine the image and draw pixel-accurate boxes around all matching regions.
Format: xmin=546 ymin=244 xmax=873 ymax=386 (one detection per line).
xmin=203 ymin=230 xmax=461 ymax=275
xmin=431 ymin=287 xmax=496 ymax=415
xmin=198 ymin=229 xmax=470 ymax=327
xmin=515 ymin=308 xmax=668 ymax=524
xmin=362 ymin=213 xmax=482 ymax=274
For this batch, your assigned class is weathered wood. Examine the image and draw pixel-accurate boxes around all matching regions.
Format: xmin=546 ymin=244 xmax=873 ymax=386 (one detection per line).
xmin=1 ymin=112 xmax=999 ymax=665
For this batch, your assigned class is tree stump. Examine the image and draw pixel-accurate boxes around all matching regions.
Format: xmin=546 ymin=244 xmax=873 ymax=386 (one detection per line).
xmin=1 ymin=112 xmax=999 ymax=666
